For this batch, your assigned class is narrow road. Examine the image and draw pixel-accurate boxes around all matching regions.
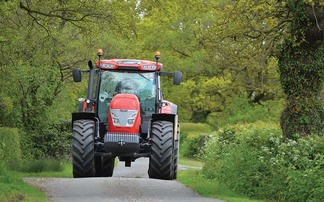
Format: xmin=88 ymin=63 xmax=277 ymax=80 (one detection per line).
xmin=26 ymin=158 xmax=222 ymax=202
xmin=113 ymin=157 xmax=150 ymax=178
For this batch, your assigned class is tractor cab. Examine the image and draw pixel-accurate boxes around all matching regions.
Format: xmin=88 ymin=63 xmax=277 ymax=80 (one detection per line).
xmin=97 ymin=66 xmax=157 ymax=121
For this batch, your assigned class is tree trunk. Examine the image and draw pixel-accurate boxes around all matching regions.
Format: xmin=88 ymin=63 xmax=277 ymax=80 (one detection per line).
xmin=278 ymin=1 xmax=324 ymax=138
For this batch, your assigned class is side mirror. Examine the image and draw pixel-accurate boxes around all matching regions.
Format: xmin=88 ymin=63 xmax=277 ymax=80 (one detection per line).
xmin=173 ymin=71 xmax=182 ymax=85
xmin=72 ymin=68 xmax=82 ymax=82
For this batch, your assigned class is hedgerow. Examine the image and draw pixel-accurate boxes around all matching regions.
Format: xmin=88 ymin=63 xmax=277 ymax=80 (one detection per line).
xmin=180 ymin=123 xmax=211 ymax=158
xmin=202 ymin=122 xmax=324 ymax=201
xmin=0 ymin=127 xmax=22 ymax=167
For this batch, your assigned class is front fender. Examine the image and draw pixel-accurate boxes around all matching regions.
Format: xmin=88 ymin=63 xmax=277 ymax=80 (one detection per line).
xmin=151 ymin=113 xmax=179 ymax=141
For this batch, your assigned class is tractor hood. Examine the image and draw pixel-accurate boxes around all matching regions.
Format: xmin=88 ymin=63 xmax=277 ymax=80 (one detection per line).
xmin=108 ymin=94 xmax=141 ymax=134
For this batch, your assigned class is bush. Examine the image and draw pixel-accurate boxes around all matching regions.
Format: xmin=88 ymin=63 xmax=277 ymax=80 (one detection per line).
xmin=203 ymin=122 xmax=324 ymax=201
xmin=0 ymin=127 xmax=22 ymax=167
xmin=22 ymin=120 xmax=71 ymax=159
xmin=180 ymin=123 xmax=212 ymax=158
xmin=181 ymin=132 xmax=207 ymax=158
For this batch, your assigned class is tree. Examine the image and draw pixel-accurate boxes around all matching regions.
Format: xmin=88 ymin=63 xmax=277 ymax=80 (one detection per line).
xmin=135 ymin=0 xmax=224 ymax=121
xmin=2 ymin=0 xmax=321 ymax=137
xmin=0 ymin=0 xmax=111 ymax=157
xmin=0 ymin=0 xmax=136 ymax=127
xmin=278 ymin=0 xmax=324 ymax=138
xmin=0 ymin=0 xmax=94 ymax=129
xmin=191 ymin=0 xmax=323 ymax=135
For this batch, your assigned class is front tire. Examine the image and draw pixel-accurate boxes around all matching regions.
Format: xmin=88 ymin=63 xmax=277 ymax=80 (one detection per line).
xmin=148 ymin=121 xmax=175 ymax=180
xmin=173 ymin=122 xmax=180 ymax=179
xmin=72 ymin=120 xmax=96 ymax=178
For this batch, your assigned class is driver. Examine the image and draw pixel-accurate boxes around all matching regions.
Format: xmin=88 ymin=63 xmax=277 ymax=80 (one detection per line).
xmin=114 ymin=80 xmax=138 ymax=95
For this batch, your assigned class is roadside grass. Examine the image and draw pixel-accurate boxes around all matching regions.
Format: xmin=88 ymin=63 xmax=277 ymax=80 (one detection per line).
xmin=178 ymin=153 xmax=263 ymax=202
xmin=179 ymin=154 xmax=204 ymax=167
xmin=0 ymin=166 xmax=47 ymax=202
xmin=3 ymin=157 xmax=264 ymax=202
xmin=1 ymin=160 xmax=73 ymax=201
xmin=14 ymin=160 xmax=73 ymax=178
xmin=177 ymin=169 xmax=263 ymax=202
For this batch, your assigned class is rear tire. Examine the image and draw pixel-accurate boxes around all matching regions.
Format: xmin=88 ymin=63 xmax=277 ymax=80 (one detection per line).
xmin=102 ymin=157 xmax=115 ymax=177
xmin=95 ymin=156 xmax=115 ymax=177
xmin=148 ymin=121 xmax=175 ymax=180
xmin=72 ymin=120 xmax=96 ymax=178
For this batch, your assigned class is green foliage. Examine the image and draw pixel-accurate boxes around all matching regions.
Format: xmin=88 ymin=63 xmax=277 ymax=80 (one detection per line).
xmin=22 ymin=120 xmax=71 ymax=159
xmin=277 ymin=1 xmax=324 ymax=137
xmin=136 ymin=0 xmax=284 ymax=122
xmin=0 ymin=5 xmax=321 ymax=198
xmin=280 ymin=96 xmax=324 ymax=138
xmin=178 ymin=170 xmax=262 ymax=202
xmin=0 ymin=166 xmax=47 ymax=202
xmin=180 ymin=123 xmax=212 ymax=158
xmin=203 ymin=122 xmax=324 ymax=201
xmin=181 ymin=133 xmax=206 ymax=158
xmin=0 ymin=0 xmax=286 ymax=136
xmin=17 ymin=162 xmax=73 ymax=178
xmin=0 ymin=128 xmax=22 ymax=167
xmin=178 ymin=156 xmax=204 ymax=168
xmin=202 ymin=0 xmax=282 ymax=94
xmin=210 ymin=94 xmax=284 ymax=127
xmin=279 ymin=44 xmax=324 ymax=138
xmin=168 ymin=76 xmax=233 ymax=122
xmin=279 ymin=42 xmax=323 ymax=98
xmin=181 ymin=122 xmax=212 ymax=134
xmin=0 ymin=160 xmax=71 ymax=201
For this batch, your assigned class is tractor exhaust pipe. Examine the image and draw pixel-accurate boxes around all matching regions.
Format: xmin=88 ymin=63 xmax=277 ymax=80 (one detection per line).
xmin=87 ymin=60 xmax=95 ymax=99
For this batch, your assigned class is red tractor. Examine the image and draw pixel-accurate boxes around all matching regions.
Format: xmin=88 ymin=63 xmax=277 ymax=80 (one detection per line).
xmin=72 ymin=50 xmax=182 ymax=180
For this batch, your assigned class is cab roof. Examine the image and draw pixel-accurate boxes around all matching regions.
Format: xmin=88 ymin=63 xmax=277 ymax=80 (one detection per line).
xmin=96 ymin=59 xmax=162 ymax=71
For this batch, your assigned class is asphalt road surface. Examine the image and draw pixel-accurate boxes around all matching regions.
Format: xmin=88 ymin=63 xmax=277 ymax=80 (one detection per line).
xmin=25 ymin=158 xmax=223 ymax=202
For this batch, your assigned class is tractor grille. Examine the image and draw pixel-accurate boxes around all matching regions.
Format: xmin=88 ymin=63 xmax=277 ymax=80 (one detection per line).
xmin=104 ymin=133 xmax=140 ymax=154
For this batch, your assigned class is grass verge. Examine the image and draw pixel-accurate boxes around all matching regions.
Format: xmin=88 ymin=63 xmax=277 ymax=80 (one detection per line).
xmin=179 ymin=155 xmax=204 ymax=167
xmin=15 ymin=161 xmax=73 ymax=178
xmin=1 ymin=160 xmax=73 ymax=201
xmin=0 ymin=166 xmax=47 ymax=202
xmin=3 ymin=157 xmax=262 ymax=202
xmin=177 ymin=167 xmax=263 ymax=202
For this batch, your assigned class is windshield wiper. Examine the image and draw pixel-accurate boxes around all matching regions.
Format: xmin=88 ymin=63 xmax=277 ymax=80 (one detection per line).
xmin=138 ymin=73 xmax=151 ymax=82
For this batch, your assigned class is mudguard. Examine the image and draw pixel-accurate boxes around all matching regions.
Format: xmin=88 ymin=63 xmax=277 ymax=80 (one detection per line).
xmin=72 ymin=112 xmax=96 ymax=124
xmin=151 ymin=113 xmax=179 ymax=141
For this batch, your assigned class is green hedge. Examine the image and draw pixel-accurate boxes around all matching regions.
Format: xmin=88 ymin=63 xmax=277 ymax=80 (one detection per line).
xmin=180 ymin=123 xmax=212 ymax=158
xmin=23 ymin=120 xmax=71 ymax=159
xmin=203 ymin=122 xmax=324 ymax=201
xmin=0 ymin=127 xmax=22 ymax=167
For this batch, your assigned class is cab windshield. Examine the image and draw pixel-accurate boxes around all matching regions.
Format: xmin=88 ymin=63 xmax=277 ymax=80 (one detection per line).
xmin=98 ymin=71 xmax=157 ymax=122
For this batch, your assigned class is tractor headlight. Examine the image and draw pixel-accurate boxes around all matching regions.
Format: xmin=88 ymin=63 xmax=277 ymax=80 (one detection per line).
xmin=126 ymin=112 xmax=137 ymax=126
xmin=110 ymin=109 xmax=138 ymax=127
xmin=111 ymin=112 xmax=121 ymax=126
xmin=127 ymin=119 xmax=134 ymax=125
xmin=100 ymin=63 xmax=115 ymax=69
